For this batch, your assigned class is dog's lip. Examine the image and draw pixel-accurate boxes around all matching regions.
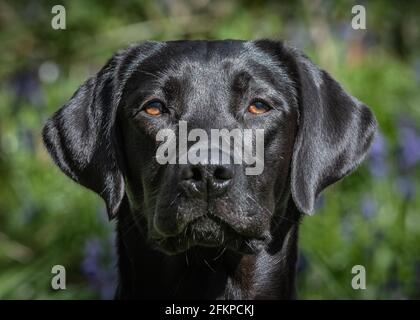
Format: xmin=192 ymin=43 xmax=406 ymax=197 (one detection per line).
xmin=153 ymin=214 xmax=268 ymax=254
xmin=209 ymin=214 xmax=268 ymax=241
xmin=153 ymin=214 xmax=267 ymax=242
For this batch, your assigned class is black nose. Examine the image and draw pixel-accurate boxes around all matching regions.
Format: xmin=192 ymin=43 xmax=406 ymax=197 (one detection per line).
xmin=180 ymin=164 xmax=234 ymax=198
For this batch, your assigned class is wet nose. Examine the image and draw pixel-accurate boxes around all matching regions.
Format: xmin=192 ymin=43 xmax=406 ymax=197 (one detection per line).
xmin=180 ymin=164 xmax=234 ymax=198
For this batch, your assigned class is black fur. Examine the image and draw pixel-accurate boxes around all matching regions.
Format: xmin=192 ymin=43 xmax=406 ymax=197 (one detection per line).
xmin=42 ymin=40 xmax=377 ymax=299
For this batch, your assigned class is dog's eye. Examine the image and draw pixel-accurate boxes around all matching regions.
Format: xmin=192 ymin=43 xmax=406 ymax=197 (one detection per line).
xmin=143 ymin=100 xmax=165 ymax=116
xmin=247 ymin=101 xmax=271 ymax=114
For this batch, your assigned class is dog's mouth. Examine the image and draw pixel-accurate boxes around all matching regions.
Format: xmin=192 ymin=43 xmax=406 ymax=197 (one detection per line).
xmin=153 ymin=215 xmax=268 ymax=255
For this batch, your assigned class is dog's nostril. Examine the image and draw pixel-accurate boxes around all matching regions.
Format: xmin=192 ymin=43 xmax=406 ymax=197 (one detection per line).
xmin=213 ymin=166 xmax=233 ymax=181
xmin=180 ymin=165 xmax=232 ymax=198
xmin=181 ymin=166 xmax=203 ymax=181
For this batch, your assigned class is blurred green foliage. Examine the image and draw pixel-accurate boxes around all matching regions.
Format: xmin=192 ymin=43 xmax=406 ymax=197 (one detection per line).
xmin=0 ymin=0 xmax=420 ymax=299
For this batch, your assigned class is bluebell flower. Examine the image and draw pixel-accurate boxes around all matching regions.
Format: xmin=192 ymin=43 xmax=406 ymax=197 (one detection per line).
xmin=360 ymin=196 xmax=376 ymax=219
xmin=9 ymin=69 xmax=43 ymax=108
xmin=81 ymin=235 xmax=117 ymax=300
xmin=81 ymin=238 xmax=102 ymax=279
xmin=368 ymin=131 xmax=388 ymax=177
xmin=396 ymin=176 xmax=415 ymax=200
xmin=397 ymin=118 xmax=420 ymax=171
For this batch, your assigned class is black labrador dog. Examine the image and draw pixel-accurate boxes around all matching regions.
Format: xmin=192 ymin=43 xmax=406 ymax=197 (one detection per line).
xmin=42 ymin=40 xmax=376 ymax=299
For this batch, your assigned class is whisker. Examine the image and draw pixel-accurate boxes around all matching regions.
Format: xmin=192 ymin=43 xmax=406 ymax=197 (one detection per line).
xmin=203 ymin=259 xmax=216 ymax=273
xmin=213 ymin=246 xmax=227 ymax=261
xmin=185 ymin=250 xmax=189 ymax=267
xmin=138 ymin=70 xmax=163 ymax=81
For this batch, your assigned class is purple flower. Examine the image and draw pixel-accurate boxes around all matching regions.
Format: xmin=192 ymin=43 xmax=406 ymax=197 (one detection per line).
xmin=9 ymin=69 xmax=43 ymax=108
xmin=397 ymin=118 xmax=420 ymax=170
xmin=396 ymin=176 xmax=415 ymax=200
xmin=81 ymin=235 xmax=117 ymax=299
xmin=81 ymin=238 xmax=102 ymax=277
xmin=368 ymin=132 xmax=388 ymax=177
xmin=360 ymin=196 xmax=376 ymax=219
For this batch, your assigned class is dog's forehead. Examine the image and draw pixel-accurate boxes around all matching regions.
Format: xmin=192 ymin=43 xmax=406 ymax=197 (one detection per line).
xmin=135 ymin=40 xmax=286 ymax=78
xmin=158 ymin=40 xmax=249 ymax=61
xmin=118 ymin=40 xmax=296 ymax=108
xmin=168 ymin=39 xmax=245 ymax=50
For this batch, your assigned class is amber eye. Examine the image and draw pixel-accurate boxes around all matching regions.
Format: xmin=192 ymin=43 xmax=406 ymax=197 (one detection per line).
xmin=143 ymin=100 xmax=165 ymax=116
xmin=247 ymin=101 xmax=271 ymax=114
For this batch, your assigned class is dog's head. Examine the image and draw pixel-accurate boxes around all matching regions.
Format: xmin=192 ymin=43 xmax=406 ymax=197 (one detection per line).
xmin=43 ymin=40 xmax=376 ymax=255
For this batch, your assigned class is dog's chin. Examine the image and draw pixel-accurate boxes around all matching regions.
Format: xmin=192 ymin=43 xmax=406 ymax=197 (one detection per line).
xmin=153 ymin=216 xmax=267 ymax=255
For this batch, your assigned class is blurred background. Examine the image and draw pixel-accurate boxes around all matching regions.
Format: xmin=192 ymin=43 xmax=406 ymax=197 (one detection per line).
xmin=0 ymin=0 xmax=420 ymax=299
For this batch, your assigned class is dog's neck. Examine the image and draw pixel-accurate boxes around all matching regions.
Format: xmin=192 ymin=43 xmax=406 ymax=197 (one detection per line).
xmin=115 ymin=197 xmax=301 ymax=299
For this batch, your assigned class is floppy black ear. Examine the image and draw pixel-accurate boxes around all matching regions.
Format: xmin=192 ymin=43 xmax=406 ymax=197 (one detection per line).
xmin=42 ymin=54 xmax=125 ymax=219
xmin=289 ymin=48 xmax=377 ymax=215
